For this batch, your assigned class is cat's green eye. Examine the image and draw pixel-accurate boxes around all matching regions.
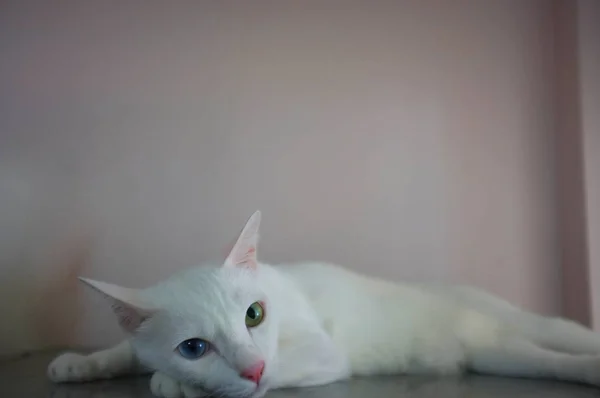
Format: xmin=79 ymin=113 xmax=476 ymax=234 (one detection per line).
xmin=245 ymin=301 xmax=265 ymax=328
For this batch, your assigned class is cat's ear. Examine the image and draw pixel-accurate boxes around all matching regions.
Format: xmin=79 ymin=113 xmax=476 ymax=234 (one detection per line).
xmin=223 ymin=210 xmax=261 ymax=270
xmin=78 ymin=277 xmax=155 ymax=333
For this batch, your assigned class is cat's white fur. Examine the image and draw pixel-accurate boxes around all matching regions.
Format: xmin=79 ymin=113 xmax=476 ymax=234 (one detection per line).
xmin=49 ymin=211 xmax=600 ymax=398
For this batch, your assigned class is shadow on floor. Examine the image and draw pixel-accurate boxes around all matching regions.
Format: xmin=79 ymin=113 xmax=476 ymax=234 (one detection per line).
xmin=2 ymin=350 xmax=599 ymax=398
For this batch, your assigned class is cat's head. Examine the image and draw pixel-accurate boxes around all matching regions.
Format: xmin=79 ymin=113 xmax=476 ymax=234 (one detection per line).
xmin=81 ymin=211 xmax=277 ymax=397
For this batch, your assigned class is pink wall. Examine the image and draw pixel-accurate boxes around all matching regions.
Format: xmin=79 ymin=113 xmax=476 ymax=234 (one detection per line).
xmin=0 ymin=0 xmax=581 ymax=356
xmin=554 ymin=0 xmax=592 ymax=327
xmin=554 ymin=0 xmax=600 ymax=329
xmin=577 ymin=0 xmax=600 ymax=330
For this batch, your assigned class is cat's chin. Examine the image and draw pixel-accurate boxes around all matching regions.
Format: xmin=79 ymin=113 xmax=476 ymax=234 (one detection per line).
xmin=247 ymin=384 xmax=269 ymax=398
xmin=206 ymin=387 xmax=267 ymax=398
xmin=233 ymin=382 xmax=269 ymax=398
xmin=200 ymin=380 xmax=267 ymax=398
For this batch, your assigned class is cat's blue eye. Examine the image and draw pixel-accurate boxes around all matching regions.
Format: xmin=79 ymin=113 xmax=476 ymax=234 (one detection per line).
xmin=176 ymin=338 xmax=209 ymax=359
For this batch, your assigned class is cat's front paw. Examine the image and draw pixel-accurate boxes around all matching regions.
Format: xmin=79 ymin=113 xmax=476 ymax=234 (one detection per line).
xmin=150 ymin=372 xmax=206 ymax=398
xmin=47 ymin=352 xmax=101 ymax=382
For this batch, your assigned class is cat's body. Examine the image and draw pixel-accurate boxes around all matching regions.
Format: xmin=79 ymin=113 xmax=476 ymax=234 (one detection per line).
xmin=48 ymin=212 xmax=600 ymax=398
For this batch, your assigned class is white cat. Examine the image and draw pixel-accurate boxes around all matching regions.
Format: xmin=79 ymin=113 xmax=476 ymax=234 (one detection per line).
xmin=48 ymin=210 xmax=600 ymax=398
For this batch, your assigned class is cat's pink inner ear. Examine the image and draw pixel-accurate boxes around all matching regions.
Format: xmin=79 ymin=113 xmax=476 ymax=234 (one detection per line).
xmin=79 ymin=277 xmax=155 ymax=333
xmin=224 ymin=210 xmax=261 ymax=270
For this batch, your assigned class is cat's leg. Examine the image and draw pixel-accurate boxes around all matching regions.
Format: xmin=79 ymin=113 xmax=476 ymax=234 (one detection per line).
xmin=149 ymin=372 xmax=207 ymax=398
xmin=270 ymin=329 xmax=351 ymax=389
xmin=513 ymin=312 xmax=600 ymax=355
xmin=48 ymin=340 xmax=149 ymax=382
xmin=455 ymin=286 xmax=600 ymax=355
xmin=466 ymin=336 xmax=600 ymax=386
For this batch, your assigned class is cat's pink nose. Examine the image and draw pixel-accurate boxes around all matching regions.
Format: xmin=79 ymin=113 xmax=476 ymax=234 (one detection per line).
xmin=240 ymin=361 xmax=265 ymax=384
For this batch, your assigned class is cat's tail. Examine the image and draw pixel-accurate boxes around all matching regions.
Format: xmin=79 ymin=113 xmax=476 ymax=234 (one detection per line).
xmin=466 ymin=336 xmax=600 ymax=386
xmin=457 ymin=310 xmax=600 ymax=387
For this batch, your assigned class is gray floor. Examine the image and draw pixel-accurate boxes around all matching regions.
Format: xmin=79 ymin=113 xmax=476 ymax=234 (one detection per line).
xmin=2 ymin=351 xmax=599 ymax=398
